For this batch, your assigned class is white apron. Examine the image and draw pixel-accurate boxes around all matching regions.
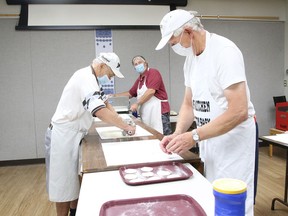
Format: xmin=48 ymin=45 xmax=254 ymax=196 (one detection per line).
xmin=191 ymin=60 xmax=255 ymax=216
xmin=45 ymin=112 xmax=92 ymax=202
xmin=137 ymin=76 xmax=163 ymax=134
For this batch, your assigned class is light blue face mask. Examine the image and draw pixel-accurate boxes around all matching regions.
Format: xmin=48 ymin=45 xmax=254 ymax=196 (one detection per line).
xmin=135 ymin=63 xmax=145 ymax=73
xmin=98 ymin=74 xmax=110 ymax=85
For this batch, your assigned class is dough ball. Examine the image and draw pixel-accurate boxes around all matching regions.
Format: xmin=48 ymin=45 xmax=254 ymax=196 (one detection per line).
xmin=141 ymin=172 xmax=154 ymax=177
xmin=157 ymin=170 xmax=172 ymax=176
xmin=124 ymin=173 xmax=138 ymax=180
xmin=124 ymin=168 xmax=137 ymax=174
xmin=140 ymin=167 xmax=153 ymax=172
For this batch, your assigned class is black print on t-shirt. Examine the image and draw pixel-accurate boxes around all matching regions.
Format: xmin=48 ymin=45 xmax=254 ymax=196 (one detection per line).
xmin=193 ymin=100 xmax=210 ymax=112
xmin=195 ymin=117 xmax=210 ymax=127
xmin=193 ymin=100 xmax=211 ymax=126
xmin=82 ymin=87 xmax=105 ymax=110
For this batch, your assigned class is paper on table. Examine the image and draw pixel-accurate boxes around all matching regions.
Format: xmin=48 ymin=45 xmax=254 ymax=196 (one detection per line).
xmin=96 ymin=125 xmax=152 ymax=139
xmin=101 ymin=139 xmax=183 ymax=166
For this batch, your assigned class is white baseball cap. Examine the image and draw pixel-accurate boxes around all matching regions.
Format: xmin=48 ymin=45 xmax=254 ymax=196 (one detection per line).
xmin=155 ymin=9 xmax=195 ymax=50
xmin=98 ymin=52 xmax=124 ymax=78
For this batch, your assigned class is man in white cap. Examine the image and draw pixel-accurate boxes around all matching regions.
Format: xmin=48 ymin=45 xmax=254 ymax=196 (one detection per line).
xmin=45 ymin=52 xmax=136 ymax=216
xmin=156 ymin=9 xmax=257 ymax=216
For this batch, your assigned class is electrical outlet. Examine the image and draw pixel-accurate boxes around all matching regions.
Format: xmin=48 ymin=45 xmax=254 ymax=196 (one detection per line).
xmin=284 ymin=80 xmax=287 ymax=87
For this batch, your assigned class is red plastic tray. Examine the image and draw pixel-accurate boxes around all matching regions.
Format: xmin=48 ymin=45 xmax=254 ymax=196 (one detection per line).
xmin=119 ymin=161 xmax=193 ymax=185
xmin=99 ymin=194 xmax=207 ymax=216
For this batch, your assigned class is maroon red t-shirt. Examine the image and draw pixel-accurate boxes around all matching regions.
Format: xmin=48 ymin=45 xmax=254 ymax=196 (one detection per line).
xmin=129 ymin=68 xmax=170 ymax=114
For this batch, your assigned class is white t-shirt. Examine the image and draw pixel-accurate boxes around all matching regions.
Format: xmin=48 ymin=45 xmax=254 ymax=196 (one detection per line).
xmin=52 ymin=66 xmax=107 ymax=131
xmin=184 ymin=31 xmax=255 ymax=126
xmin=183 ymin=31 xmax=256 ymax=216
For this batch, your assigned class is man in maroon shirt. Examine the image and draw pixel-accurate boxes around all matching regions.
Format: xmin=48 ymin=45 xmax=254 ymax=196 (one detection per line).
xmin=114 ymin=55 xmax=172 ymax=135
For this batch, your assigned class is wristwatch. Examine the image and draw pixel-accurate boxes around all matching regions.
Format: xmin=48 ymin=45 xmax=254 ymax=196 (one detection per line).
xmin=192 ymin=129 xmax=200 ymax=143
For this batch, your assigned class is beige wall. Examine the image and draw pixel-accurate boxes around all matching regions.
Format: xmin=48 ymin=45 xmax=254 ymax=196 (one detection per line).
xmin=183 ymin=0 xmax=286 ymax=21
xmin=182 ymin=1 xmax=288 ymax=98
xmin=1 ymin=0 xmax=287 ymax=21
xmin=1 ymin=1 xmax=287 ymax=95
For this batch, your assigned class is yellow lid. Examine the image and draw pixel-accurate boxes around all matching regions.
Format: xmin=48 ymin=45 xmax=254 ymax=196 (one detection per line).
xmin=213 ymin=178 xmax=247 ymax=194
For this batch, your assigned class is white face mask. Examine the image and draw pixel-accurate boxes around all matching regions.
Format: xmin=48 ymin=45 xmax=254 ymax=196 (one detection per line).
xmin=171 ymin=32 xmax=193 ymax=56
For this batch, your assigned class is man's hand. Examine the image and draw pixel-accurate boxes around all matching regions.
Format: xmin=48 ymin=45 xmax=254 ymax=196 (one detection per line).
xmin=159 ymin=133 xmax=178 ymax=154
xmin=130 ymin=103 xmax=139 ymax=112
xmin=123 ymin=120 xmax=136 ymax=136
xmin=160 ymin=132 xmax=195 ymax=155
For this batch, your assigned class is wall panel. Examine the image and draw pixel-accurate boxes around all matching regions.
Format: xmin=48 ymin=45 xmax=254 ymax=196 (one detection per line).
xmin=0 ymin=18 xmax=285 ymax=160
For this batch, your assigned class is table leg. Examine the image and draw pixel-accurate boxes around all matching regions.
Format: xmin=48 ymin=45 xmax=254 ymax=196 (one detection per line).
xmin=269 ymin=144 xmax=273 ymax=157
xmin=271 ymin=149 xmax=288 ymax=210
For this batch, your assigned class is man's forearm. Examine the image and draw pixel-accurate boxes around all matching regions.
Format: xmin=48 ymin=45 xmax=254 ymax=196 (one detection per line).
xmin=174 ymin=105 xmax=194 ymax=134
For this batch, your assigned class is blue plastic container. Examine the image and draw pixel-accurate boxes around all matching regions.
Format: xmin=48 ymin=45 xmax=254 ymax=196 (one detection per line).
xmin=132 ymin=111 xmax=138 ymax=118
xmin=213 ymin=178 xmax=247 ymax=216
